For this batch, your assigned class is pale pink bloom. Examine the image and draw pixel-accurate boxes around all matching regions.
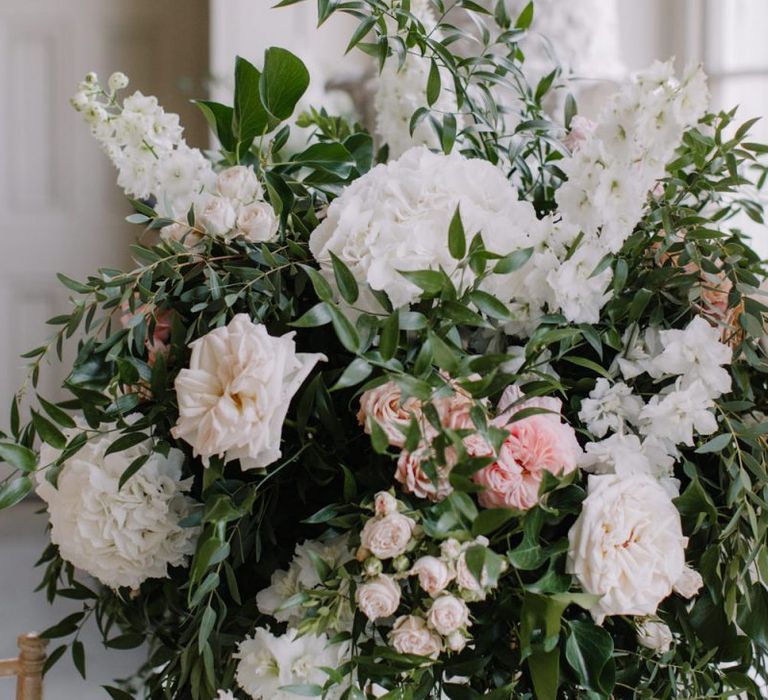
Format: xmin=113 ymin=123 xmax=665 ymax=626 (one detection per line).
xmin=357 ymin=381 xmax=426 ymax=448
xmin=358 ymin=512 xmax=415 ymax=560
xmin=410 ymin=556 xmax=454 ymax=597
xmin=563 ymin=115 xmax=596 ymax=153
xmin=374 ymin=491 xmax=398 ymax=516
xmin=427 ymin=595 xmax=470 ymax=635
xmin=389 ymin=615 xmax=442 ymax=658
xmin=469 ymin=387 xmax=581 ymax=510
xmin=356 ymin=575 xmax=401 ymax=621
xmin=395 ymin=448 xmax=453 ymax=502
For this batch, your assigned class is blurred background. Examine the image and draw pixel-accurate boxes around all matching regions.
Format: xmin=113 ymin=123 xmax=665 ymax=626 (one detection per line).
xmin=0 ymin=0 xmax=766 ymax=696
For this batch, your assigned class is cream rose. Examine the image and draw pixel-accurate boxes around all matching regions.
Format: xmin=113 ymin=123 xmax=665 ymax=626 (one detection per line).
xmin=445 ymin=630 xmax=468 ymax=652
xmin=216 ymin=165 xmax=262 ymax=202
xmin=673 ymin=566 xmax=703 ymax=599
xmin=357 ymin=381 xmax=424 ymax=448
xmin=356 ymin=575 xmax=401 ymax=622
xmin=427 ymin=595 xmax=470 ymax=636
xmin=636 ymin=620 xmax=673 ymax=653
xmin=566 ymin=474 xmax=687 ymax=623
xmin=198 ymin=194 xmax=237 ymax=235
xmin=358 ymin=512 xmax=415 ymax=560
xmin=172 ymin=314 xmax=325 ymax=471
xmin=237 ymin=201 xmax=279 ymax=242
xmin=410 ymin=556 xmax=453 ymax=597
xmin=374 ymin=491 xmax=398 ymax=516
xmin=389 ymin=615 xmax=443 ymax=658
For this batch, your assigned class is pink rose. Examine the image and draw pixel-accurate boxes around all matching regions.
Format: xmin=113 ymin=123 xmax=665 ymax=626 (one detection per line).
xmin=395 ymin=448 xmax=453 ymax=502
xmin=356 ymin=575 xmax=401 ymax=621
xmin=358 ymin=512 xmax=415 ymax=560
xmin=410 ymin=556 xmax=453 ymax=597
xmin=470 ymin=387 xmax=581 ymax=511
xmin=374 ymin=491 xmax=398 ymax=516
xmin=389 ymin=615 xmax=443 ymax=658
xmin=357 ymin=382 xmax=425 ymax=448
xmin=427 ymin=594 xmax=470 ymax=635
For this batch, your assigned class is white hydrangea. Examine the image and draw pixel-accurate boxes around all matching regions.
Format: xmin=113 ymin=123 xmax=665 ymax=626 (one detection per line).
xmin=650 ymin=316 xmax=732 ymax=399
xmin=256 ymin=536 xmax=353 ymax=627
xmin=567 ymin=474 xmax=687 ymax=623
xmin=578 ymin=378 xmax=644 ymax=437
xmin=234 ymin=628 xmax=347 ymax=700
xmin=309 ymin=146 xmax=547 ymax=319
xmin=36 ymin=420 xmax=199 ymax=590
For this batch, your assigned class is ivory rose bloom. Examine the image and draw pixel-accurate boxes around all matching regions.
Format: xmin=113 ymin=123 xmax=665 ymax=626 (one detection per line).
xmin=358 ymin=512 xmax=415 ymax=560
xmin=470 ymin=387 xmax=581 ymax=511
xmin=357 ymin=381 xmax=424 ymax=447
xmin=389 ymin=615 xmax=442 ymax=658
xmin=427 ymin=595 xmax=470 ymax=636
xmin=198 ymin=194 xmax=237 ymax=235
xmin=410 ymin=556 xmax=453 ymax=596
xmin=636 ymin=620 xmax=673 ymax=653
xmin=374 ymin=491 xmax=398 ymax=516
xmin=216 ymin=165 xmax=262 ymax=202
xmin=356 ymin=575 xmax=401 ymax=621
xmin=567 ymin=474 xmax=687 ymax=623
xmin=673 ymin=566 xmax=703 ymax=599
xmin=237 ymin=201 xmax=279 ymax=242
xmin=36 ymin=420 xmax=198 ymax=590
xmin=395 ymin=449 xmax=453 ymax=502
xmin=172 ymin=314 xmax=325 ymax=471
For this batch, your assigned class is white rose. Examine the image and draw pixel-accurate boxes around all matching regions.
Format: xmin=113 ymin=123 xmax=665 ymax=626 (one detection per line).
xmin=445 ymin=630 xmax=467 ymax=652
xmin=172 ymin=313 xmax=326 ymax=470
xmin=359 ymin=512 xmax=415 ymax=560
xmin=389 ymin=615 xmax=443 ymax=659
xmin=36 ymin=418 xmax=198 ymax=590
xmin=374 ymin=491 xmax=398 ymax=516
xmin=566 ymin=474 xmax=687 ymax=623
xmin=197 ymin=194 xmax=237 ymax=236
xmin=427 ymin=595 xmax=470 ymax=636
xmin=356 ymin=575 xmax=401 ymax=621
xmin=440 ymin=539 xmax=462 ymax=561
xmin=160 ymin=222 xmax=203 ymax=248
xmin=237 ymin=201 xmax=279 ymax=243
xmin=673 ymin=566 xmax=703 ymax=599
xmin=216 ymin=165 xmax=262 ymax=203
xmin=410 ymin=556 xmax=453 ymax=597
xmin=636 ymin=620 xmax=673 ymax=654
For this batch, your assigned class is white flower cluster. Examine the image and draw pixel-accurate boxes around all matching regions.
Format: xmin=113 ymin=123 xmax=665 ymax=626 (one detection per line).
xmin=568 ymin=316 xmax=724 ymax=622
xmin=234 ymin=628 xmax=347 ymax=700
xmin=36 ymin=420 xmax=199 ymax=590
xmin=71 ymin=72 xmax=215 ymax=222
xmin=309 ymin=146 xmax=548 ymax=325
xmin=354 ymin=493 xmax=501 ymax=657
xmin=550 ymin=61 xmax=709 ymax=323
xmin=256 ymin=535 xmax=353 ymax=629
xmin=374 ymin=0 xmax=457 ymax=158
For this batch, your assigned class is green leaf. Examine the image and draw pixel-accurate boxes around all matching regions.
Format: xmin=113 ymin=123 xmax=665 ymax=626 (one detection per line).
xmin=565 ymin=620 xmax=615 ymax=695
xmin=260 ymin=47 xmax=310 ymax=122
xmin=194 ymin=100 xmax=236 ymax=151
xmin=233 ymin=55 xmax=270 ymax=150
xmin=37 ymin=395 xmax=76 ymax=428
xmin=379 ymin=312 xmax=400 ymax=362
xmin=515 ymin=1 xmax=534 ymax=29
xmin=327 ymin=304 xmax=360 ymax=353
xmin=469 ymin=290 xmax=512 ymax=321
xmin=199 ymin=606 xmax=217 ymax=653
xmin=332 ymin=358 xmax=373 ymax=391
xmin=695 ymin=433 xmax=731 ymax=454
xmin=426 ymin=59 xmax=441 ymax=107
xmin=279 ymin=684 xmax=324 ymax=697
xmin=300 ymin=264 xmax=334 ymax=302
xmin=291 ymin=302 xmax=333 ymax=328
xmin=493 ymin=247 xmax=534 ymax=274
xmin=32 ymin=411 xmax=66 ymax=449
xmin=56 ymin=273 xmax=91 ymax=294
xmin=448 ymin=205 xmax=466 ymax=260
xmin=119 ymin=453 xmax=150 ymax=489
xmin=72 ymin=639 xmax=86 ymax=679
xmin=0 ymin=442 xmax=37 ymax=473
xmin=471 ymin=508 xmax=519 ymax=536
xmin=103 ymin=686 xmax=135 ymax=700
xmin=398 ymin=269 xmax=445 ymax=295
xmin=105 ymin=432 xmax=150 ymax=456
xmin=330 ymin=252 xmax=359 ymax=304
xmin=527 ymin=649 xmax=559 ymax=700
xmin=0 ymin=475 xmax=33 ymax=509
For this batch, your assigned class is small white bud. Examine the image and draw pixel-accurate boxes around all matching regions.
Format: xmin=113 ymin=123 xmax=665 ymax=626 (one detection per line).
xmin=108 ymin=71 xmax=129 ymax=92
xmin=83 ymin=71 xmax=98 ymax=86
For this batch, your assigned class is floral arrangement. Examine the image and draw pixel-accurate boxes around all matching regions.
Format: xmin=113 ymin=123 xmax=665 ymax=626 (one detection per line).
xmin=1 ymin=2 xmax=768 ymax=699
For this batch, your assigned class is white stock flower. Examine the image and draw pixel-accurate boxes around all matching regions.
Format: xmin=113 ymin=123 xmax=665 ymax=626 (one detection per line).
xmin=427 ymin=595 xmax=470 ymax=636
xmin=566 ymin=474 xmax=687 ymax=623
xmin=637 ymin=620 xmax=673 ymax=654
xmin=309 ymin=147 xmax=546 ymax=318
xmin=356 ymin=575 xmax=402 ymax=621
xmin=235 ymin=628 xmax=346 ymax=700
xmin=359 ymin=512 xmax=415 ymax=560
xmin=673 ymin=566 xmax=704 ymax=599
xmin=547 ymin=241 xmax=612 ymax=324
xmin=216 ymin=165 xmax=263 ymax=203
xmin=410 ymin=556 xmax=454 ymax=597
xmin=36 ymin=421 xmax=198 ymax=590
xmin=389 ymin=615 xmax=443 ymax=658
xmin=237 ymin=201 xmax=279 ymax=243
xmin=173 ymin=314 xmax=325 ymax=471
xmin=578 ymin=378 xmax=644 ymax=437
xmin=651 ymin=316 xmax=732 ymax=399
xmin=639 ymin=379 xmax=718 ymax=449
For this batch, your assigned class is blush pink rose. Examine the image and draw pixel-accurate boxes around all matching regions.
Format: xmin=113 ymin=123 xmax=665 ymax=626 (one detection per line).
xmin=395 ymin=448 xmax=453 ymax=502
xmin=357 ymin=381 xmax=426 ymax=448
xmin=469 ymin=388 xmax=582 ymax=511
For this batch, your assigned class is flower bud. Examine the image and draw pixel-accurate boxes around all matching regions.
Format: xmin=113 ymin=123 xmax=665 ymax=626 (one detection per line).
xmin=363 ymin=556 xmax=383 ymax=578
xmin=392 ymin=554 xmax=410 ymax=573
xmin=108 ymin=71 xmax=129 ymax=92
